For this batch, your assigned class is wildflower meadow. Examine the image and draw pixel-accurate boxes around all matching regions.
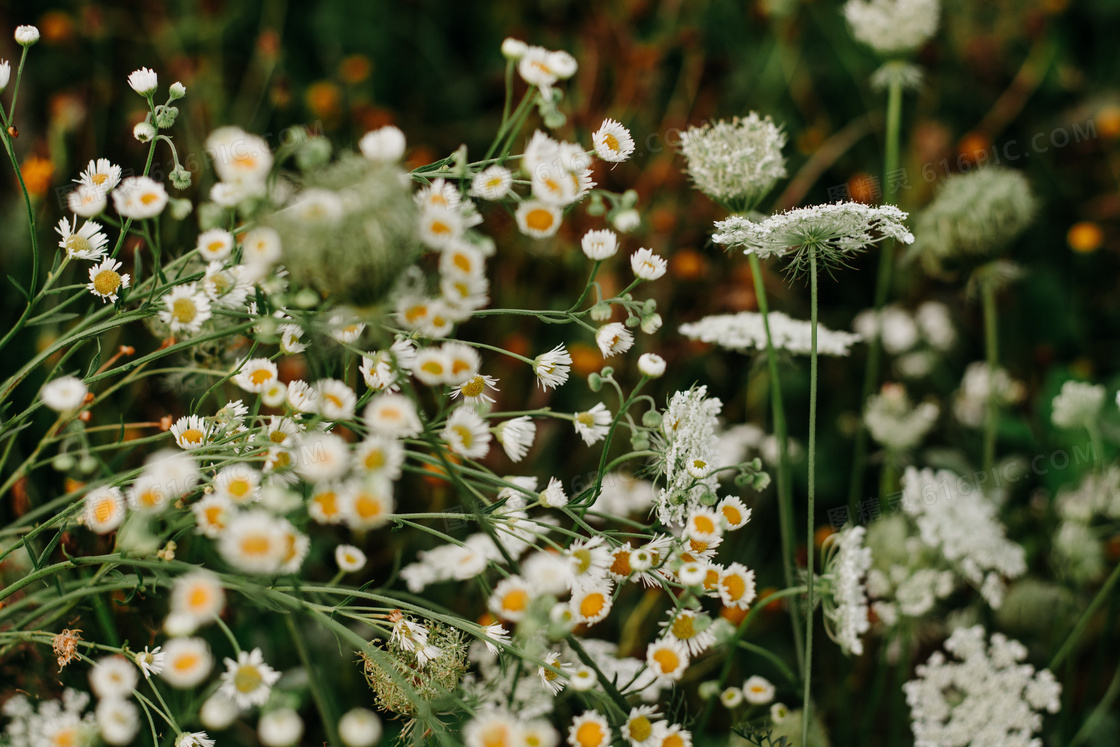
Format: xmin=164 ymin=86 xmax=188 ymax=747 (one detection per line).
xmin=0 ymin=2 xmax=1117 ymax=746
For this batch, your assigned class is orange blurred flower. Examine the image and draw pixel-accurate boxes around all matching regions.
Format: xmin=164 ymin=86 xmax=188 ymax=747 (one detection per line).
xmin=339 ymin=55 xmax=372 ymax=84
xmin=306 ymin=81 xmax=342 ymax=120
xmin=21 ymin=155 xmax=54 ymax=198
xmin=1067 ymin=221 xmax=1103 ymax=253
xmin=38 ymin=11 xmax=75 ymax=44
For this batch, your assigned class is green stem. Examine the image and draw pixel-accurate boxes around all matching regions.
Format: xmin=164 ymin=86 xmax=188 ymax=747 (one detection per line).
xmin=286 ymin=614 xmax=342 ymax=747
xmin=982 ymin=278 xmax=999 ymax=477
xmin=1070 ymin=662 xmax=1120 ymax=747
xmin=848 ymin=74 xmax=904 ymax=514
xmin=802 ymin=248 xmax=819 ymax=747
xmin=1051 ymin=558 xmax=1120 ymax=670
xmin=748 ymin=251 xmax=804 ymax=672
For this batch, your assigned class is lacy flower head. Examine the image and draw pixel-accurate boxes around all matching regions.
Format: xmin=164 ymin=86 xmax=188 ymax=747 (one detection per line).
xmin=714 ymin=201 xmax=913 ymax=275
xmin=904 ymin=625 xmax=1060 ymax=747
xmin=844 ymin=0 xmax=940 ymax=57
xmin=912 ymin=167 xmax=1036 ymax=277
xmin=821 ymin=525 xmax=873 ymax=656
xmin=680 ymin=310 xmax=862 ymax=357
xmin=678 ymin=113 xmax=787 ymax=212
xmin=864 ymin=383 xmax=939 ymax=453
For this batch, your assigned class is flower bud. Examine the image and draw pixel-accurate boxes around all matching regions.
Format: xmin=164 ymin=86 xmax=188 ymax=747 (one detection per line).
xmin=14 ymin=25 xmax=39 ymax=46
xmin=133 ymin=122 xmax=156 ymax=142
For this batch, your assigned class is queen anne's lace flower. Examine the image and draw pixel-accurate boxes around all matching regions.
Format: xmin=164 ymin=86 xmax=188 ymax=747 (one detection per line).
xmin=680 ymin=311 xmax=862 ymax=356
xmin=653 ymin=387 xmax=723 ymax=527
xmin=679 ymin=114 xmax=787 ymax=212
xmin=904 ymin=625 xmax=1060 ymax=747
xmin=822 ymin=526 xmax=872 ymax=656
xmin=901 ymin=467 xmax=1026 ymax=608
xmin=843 ymin=0 xmax=940 ymax=56
xmin=864 ymin=383 xmax=939 ymax=453
xmin=1051 ymin=380 xmax=1105 ymax=430
xmin=714 ymin=202 xmax=913 ymax=268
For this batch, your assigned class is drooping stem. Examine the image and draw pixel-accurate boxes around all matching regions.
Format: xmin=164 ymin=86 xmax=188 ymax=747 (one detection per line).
xmin=1051 ymin=557 xmax=1120 ymax=670
xmin=849 ymin=74 xmax=904 ymax=514
xmin=981 ymin=277 xmax=999 ymax=477
xmin=748 ymin=251 xmax=804 ymax=671
xmin=802 ymin=247 xmax=819 ymax=747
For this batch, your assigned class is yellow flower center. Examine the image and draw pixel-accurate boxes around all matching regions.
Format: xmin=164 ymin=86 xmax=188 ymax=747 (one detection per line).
xmin=451 ymin=424 xmax=474 ymax=449
xmin=241 ymin=535 xmax=271 ymax=556
xmin=627 ymin=716 xmax=652 ymax=743
xmin=722 ymin=505 xmax=743 ymax=526
xmin=312 ymin=490 xmax=338 ymax=517
xmin=722 ymin=573 xmax=746 ymax=601
xmin=354 ymin=493 xmax=383 ymax=519
xmin=207 ymin=240 xmax=226 ymax=254
xmin=579 ymin=592 xmax=606 ymax=619
xmin=610 ymin=549 xmax=632 ymax=577
xmin=173 ymin=653 xmax=199 ymax=671
xmin=671 ymin=615 xmax=696 ymax=639
xmin=363 ymin=450 xmax=385 ymax=470
xmin=525 ymin=208 xmax=554 ymax=232
xmin=140 ymin=192 xmax=160 ymax=205
xmin=602 ymin=133 xmax=621 ymax=152
xmin=234 ymin=664 xmax=262 ymax=693
xmin=66 ymin=235 xmax=92 ymax=255
xmin=91 ymin=173 xmax=108 ymax=185
xmin=652 ymin=647 xmax=681 ymax=673
xmin=249 ymin=368 xmax=273 ymax=386
xmin=460 ymin=376 xmax=485 ymax=398
xmin=180 ymin=428 xmax=204 ymax=445
xmin=188 ymin=587 xmax=211 ymax=609
xmin=501 ymin=589 xmax=528 ymax=613
xmin=692 ymin=514 xmax=716 ymax=535
xmin=93 ymin=270 xmax=121 ymax=296
xmin=93 ymin=497 xmax=116 ymax=524
xmin=575 ymin=722 xmax=604 ymax=747
xmin=172 ymin=298 xmax=197 ymax=324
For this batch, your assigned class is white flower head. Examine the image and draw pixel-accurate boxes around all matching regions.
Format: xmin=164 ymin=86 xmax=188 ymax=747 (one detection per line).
xmin=630 ymin=247 xmax=667 ymax=280
xmin=359 ymin=125 xmax=406 ymax=162
xmin=714 ymin=202 xmax=913 ymax=274
xmin=42 ymin=376 xmax=88 ymax=412
xmin=515 ymin=199 xmax=562 ymax=238
xmin=533 ymin=344 xmax=572 ymax=389
xmin=679 ymin=114 xmax=787 ymax=212
xmin=638 ymin=353 xmax=666 ymax=378
xmin=159 ymin=284 xmax=212 ymax=336
xmin=57 ymin=216 xmax=109 ymax=260
xmin=15 ymin=25 xmax=40 ymax=46
xmin=844 ymin=0 xmax=940 ymax=56
xmin=128 ymin=67 xmax=159 ymax=96
xmin=87 ymin=258 xmax=131 ymax=303
xmin=469 ymin=165 xmax=513 ymax=200
xmin=680 ymin=311 xmax=862 ymax=357
xmin=594 ymin=118 xmax=636 ymax=163
xmin=113 ymin=176 xmax=168 ymax=219
xmin=68 ymin=185 xmax=108 ymax=217
xmin=581 ymin=228 xmax=619 ymax=261
xmin=596 ymin=322 xmax=634 ymax=358
xmin=573 ymin=403 xmax=612 ymax=446
xmin=219 ymin=648 xmax=281 ymax=709
xmin=1052 ymin=380 xmax=1106 ymax=430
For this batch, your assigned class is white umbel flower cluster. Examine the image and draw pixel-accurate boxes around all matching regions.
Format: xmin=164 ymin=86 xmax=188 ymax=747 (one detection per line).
xmin=952 ymin=362 xmax=1025 ymax=428
xmin=714 ymin=202 xmax=913 ymax=261
xmin=1050 ymin=380 xmax=1105 ymax=430
xmin=864 ymin=383 xmax=939 ymax=453
xmin=823 ymin=526 xmax=873 ymax=656
xmin=679 ymin=311 xmax=862 ymax=357
xmin=901 ymin=467 xmax=1026 ymax=608
xmin=678 ymin=114 xmax=787 ymax=212
xmin=844 ymin=0 xmax=940 ymax=56
xmin=904 ymin=625 xmax=1060 ymax=747
xmin=653 ymin=387 xmax=723 ymax=527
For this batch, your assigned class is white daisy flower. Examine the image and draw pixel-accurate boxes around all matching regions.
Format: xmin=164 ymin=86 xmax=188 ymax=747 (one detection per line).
xmin=201 ymin=262 xmax=252 ymax=308
xmin=717 ymin=562 xmax=757 ymax=609
xmin=113 ymin=176 xmax=169 ymax=219
xmin=206 ymin=127 xmax=273 ymax=187
xmin=57 ymin=216 xmax=109 ymax=260
xmin=126 ymin=473 xmax=172 ymax=514
xmin=191 ymin=494 xmax=232 ymax=537
xmin=418 ymin=205 xmax=465 ymax=250
xmin=176 ymin=732 xmax=216 ymax=747
xmin=89 ymin=655 xmax=139 ymax=699
xmin=127 ymin=67 xmax=158 ymax=95
xmin=342 ymin=477 xmax=394 ymax=530
xmin=451 ymin=374 xmax=500 ymax=407
xmin=335 ymin=544 xmax=367 ymax=572
xmin=539 ymin=476 xmax=569 ymax=508
xmin=411 ymin=346 xmax=453 ymax=386
xmin=470 ymin=165 xmax=513 ymax=200
xmin=218 ymin=510 xmax=288 ymax=575
xmin=83 ymin=486 xmax=126 ymax=533
xmin=41 ymin=375 xmax=87 ymax=412
xmin=196 ymin=228 xmax=234 ymax=262
xmin=68 ymin=185 xmax=108 ymax=217
xmin=170 ymin=415 xmax=209 ymax=450
xmin=645 ymin=638 xmax=690 ymax=682
xmin=573 ymin=403 xmax=612 ymax=446
xmin=213 ymin=465 xmax=261 ymax=505
xmin=533 ymin=344 xmax=572 ymax=389
xmin=742 ymin=675 xmax=775 ymax=705
xmin=159 ymin=284 xmax=212 ymax=335
xmin=170 ymin=570 xmax=225 ymax=626
xmin=258 ymin=708 xmax=303 ymax=747
xmin=77 ymin=158 xmax=122 ymax=193
xmin=338 ymin=709 xmax=382 ymax=747
xmin=315 ymin=379 xmax=358 ymax=421
xmin=441 ymin=407 xmax=492 ymax=460
xmin=515 ymin=200 xmax=562 ymax=238
xmin=241 ymin=226 xmax=283 ymax=268
xmin=133 ymin=646 xmax=165 ymax=679
xmin=233 ymin=358 xmax=279 ymax=394
xmin=219 ymin=648 xmax=281 ymax=709
xmin=294 ymin=432 xmax=351 ymax=484
xmin=621 ymin=706 xmax=661 ymax=747
xmin=580 ymin=228 xmax=619 ymax=261
xmin=97 ymin=698 xmax=140 ymax=745
xmin=279 ymin=324 xmax=307 ymax=355
xmin=86 ymin=258 xmax=130 ymax=303
xmin=488 ymin=576 xmax=532 ymax=622
xmin=363 ymin=394 xmax=422 ymax=438
xmin=595 ymin=322 xmax=634 ymax=358
xmin=593 ymin=119 xmax=635 ymax=162
xmin=570 ymin=581 xmax=614 ymax=625
xmin=660 ymin=609 xmax=715 ymax=656
xmin=358 ymin=125 xmax=406 ymax=162
xmin=717 ymin=496 xmax=752 ymax=531
xmin=352 ymin=435 xmax=405 ymax=478
xmin=160 ymin=637 xmax=213 ymax=688
xmin=630 ymin=247 xmax=667 ymax=280
xmin=495 ymin=416 xmax=536 ymax=462
xmin=568 ymin=711 xmax=611 ymax=747
xmin=538 ymin=652 xmax=571 ymax=695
